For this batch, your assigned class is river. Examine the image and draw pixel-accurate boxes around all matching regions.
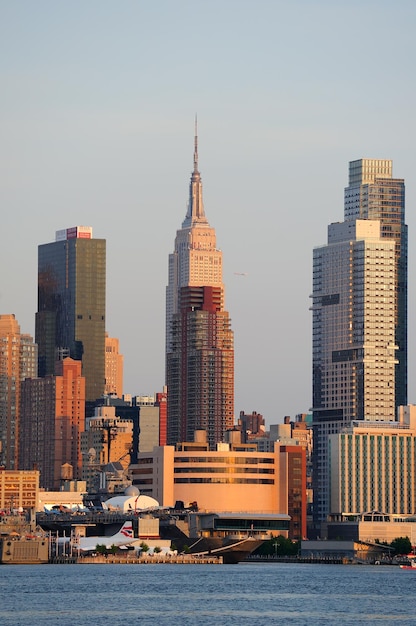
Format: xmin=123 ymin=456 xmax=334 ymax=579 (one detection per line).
xmin=0 ymin=562 xmax=414 ymax=625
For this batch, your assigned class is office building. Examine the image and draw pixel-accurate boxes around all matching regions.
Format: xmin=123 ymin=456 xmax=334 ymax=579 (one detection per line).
xmin=344 ymin=159 xmax=407 ymax=407
xmin=311 ymin=159 xmax=407 ymax=531
xmin=166 ymin=129 xmax=234 ymax=448
xmin=104 ymin=333 xmax=123 ymax=397
xmin=36 ymin=226 xmax=106 ymax=401
xmin=156 ymin=388 xmax=168 ymax=446
xmin=329 ymin=421 xmax=416 ymax=517
xmin=19 ymin=358 xmax=85 ymax=489
xmin=86 ymin=396 xmax=140 ymax=465
xmin=312 ymin=217 xmax=397 ymax=526
xmin=324 ymin=511 xmax=416 ymax=546
xmin=329 ymin=408 xmax=416 ymax=522
xmin=81 ymin=405 xmax=133 ymax=490
xmin=83 ymin=406 xmax=133 ymax=466
xmin=238 ymin=410 xmax=266 ymax=442
xmin=279 ymin=444 xmax=307 ymax=541
xmin=167 ymin=286 xmax=234 ymax=448
xmin=0 ymin=469 xmax=40 ymax=511
xmin=129 ymin=433 xmax=306 ymax=540
xmin=135 ymin=404 xmax=159 ymax=453
xmin=0 ymin=314 xmax=37 ymax=469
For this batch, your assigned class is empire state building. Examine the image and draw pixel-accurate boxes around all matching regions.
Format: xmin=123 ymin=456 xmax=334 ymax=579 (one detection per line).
xmin=166 ymin=127 xmax=234 ymax=448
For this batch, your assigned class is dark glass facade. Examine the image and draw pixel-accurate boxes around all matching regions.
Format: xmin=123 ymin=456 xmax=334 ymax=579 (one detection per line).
xmin=36 ymin=236 xmax=106 ymax=401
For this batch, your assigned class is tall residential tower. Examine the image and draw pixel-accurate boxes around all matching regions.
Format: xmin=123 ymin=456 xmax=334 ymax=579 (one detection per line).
xmin=20 ymin=358 xmax=86 ymax=489
xmin=166 ymin=128 xmax=234 ymax=448
xmin=36 ymin=226 xmax=106 ymax=402
xmin=311 ymin=159 xmax=407 ymax=528
xmin=0 ymin=315 xmax=37 ymax=469
xmin=344 ymin=159 xmax=407 ymax=408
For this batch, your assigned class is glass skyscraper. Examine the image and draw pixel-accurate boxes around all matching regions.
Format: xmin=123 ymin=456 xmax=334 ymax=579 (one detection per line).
xmin=36 ymin=226 xmax=106 ymax=402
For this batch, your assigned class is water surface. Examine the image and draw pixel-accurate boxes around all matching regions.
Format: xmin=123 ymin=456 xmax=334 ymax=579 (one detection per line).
xmin=0 ymin=562 xmax=413 ymax=625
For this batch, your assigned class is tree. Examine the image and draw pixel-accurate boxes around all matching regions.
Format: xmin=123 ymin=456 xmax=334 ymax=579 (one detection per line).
xmin=390 ymin=536 xmax=412 ymax=556
xmin=95 ymin=544 xmax=107 ymax=555
xmin=154 ymin=546 xmax=162 ymax=554
xmin=254 ymin=535 xmax=299 ymax=556
xmin=140 ymin=542 xmax=149 ymax=553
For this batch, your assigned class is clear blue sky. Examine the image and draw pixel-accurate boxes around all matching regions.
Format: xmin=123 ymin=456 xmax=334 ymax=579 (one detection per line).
xmin=1 ymin=1 xmax=416 ymax=425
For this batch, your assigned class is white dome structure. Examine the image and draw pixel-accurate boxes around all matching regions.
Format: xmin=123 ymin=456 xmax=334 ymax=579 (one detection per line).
xmin=104 ymin=493 xmax=159 ymax=512
xmin=124 ymin=485 xmax=140 ymax=497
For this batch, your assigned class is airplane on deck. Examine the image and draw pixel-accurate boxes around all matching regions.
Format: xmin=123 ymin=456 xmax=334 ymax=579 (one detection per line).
xmin=75 ymin=522 xmax=136 ymax=552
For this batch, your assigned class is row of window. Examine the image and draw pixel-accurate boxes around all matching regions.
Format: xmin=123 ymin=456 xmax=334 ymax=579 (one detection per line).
xmin=174 ymin=478 xmax=275 ymax=484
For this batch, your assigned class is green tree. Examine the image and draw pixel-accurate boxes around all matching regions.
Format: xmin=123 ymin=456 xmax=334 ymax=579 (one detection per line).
xmin=95 ymin=544 xmax=107 ymax=554
xmin=254 ymin=535 xmax=299 ymax=556
xmin=390 ymin=536 xmax=412 ymax=556
xmin=140 ymin=542 xmax=149 ymax=553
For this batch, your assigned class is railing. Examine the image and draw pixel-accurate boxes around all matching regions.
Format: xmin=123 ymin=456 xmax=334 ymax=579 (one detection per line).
xmin=36 ymin=512 xmax=137 ymax=526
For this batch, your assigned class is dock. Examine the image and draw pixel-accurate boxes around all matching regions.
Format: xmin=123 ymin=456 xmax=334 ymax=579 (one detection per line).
xmin=50 ymin=554 xmax=222 ymax=565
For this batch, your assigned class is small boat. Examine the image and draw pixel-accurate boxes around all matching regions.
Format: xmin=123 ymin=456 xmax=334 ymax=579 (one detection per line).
xmin=400 ymin=555 xmax=416 ymax=570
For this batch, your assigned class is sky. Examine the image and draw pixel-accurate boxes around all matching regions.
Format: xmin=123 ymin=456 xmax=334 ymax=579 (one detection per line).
xmin=1 ymin=1 xmax=416 ymax=427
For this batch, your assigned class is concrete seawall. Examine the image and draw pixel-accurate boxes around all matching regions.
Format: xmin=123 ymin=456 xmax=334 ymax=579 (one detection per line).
xmin=51 ymin=554 xmax=223 ymax=565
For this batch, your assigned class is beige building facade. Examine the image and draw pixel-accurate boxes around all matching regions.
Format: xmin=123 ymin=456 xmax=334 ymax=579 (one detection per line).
xmin=358 ymin=513 xmax=416 ymax=545
xmin=0 ymin=314 xmax=37 ymax=469
xmin=330 ymin=408 xmax=416 ymax=516
xmin=130 ymin=442 xmax=299 ymax=516
xmin=104 ymin=333 xmax=123 ymax=397
xmin=0 ymin=469 xmax=39 ymax=511
xmin=312 ymin=219 xmax=397 ymax=525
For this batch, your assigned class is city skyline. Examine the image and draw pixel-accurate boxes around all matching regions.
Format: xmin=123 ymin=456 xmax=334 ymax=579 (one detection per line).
xmin=2 ymin=2 xmax=416 ymax=425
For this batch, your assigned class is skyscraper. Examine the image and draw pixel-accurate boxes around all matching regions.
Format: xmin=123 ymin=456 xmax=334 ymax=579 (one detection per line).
xmin=311 ymin=220 xmax=396 ymax=524
xmin=344 ymin=159 xmax=407 ymax=408
xmin=0 ymin=314 xmax=37 ymax=469
xmin=35 ymin=226 xmax=106 ymax=401
xmin=20 ymin=358 xmax=85 ymax=489
xmin=311 ymin=159 xmax=406 ymax=528
xmin=104 ymin=333 xmax=123 ymax=397
xmin=166 ymin=128 xmax=234 ymax=448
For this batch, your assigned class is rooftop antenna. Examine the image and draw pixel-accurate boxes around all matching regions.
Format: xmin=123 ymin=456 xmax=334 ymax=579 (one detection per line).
xmin=194 ymin=114 xmax=198 ymax=173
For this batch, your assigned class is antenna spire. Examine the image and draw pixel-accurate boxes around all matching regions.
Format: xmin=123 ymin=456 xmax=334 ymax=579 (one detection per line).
xmin=182 ymin=115 xmax=207 ymax=227
xmin=194 ymin=114 xmax=198 ymax=173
